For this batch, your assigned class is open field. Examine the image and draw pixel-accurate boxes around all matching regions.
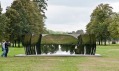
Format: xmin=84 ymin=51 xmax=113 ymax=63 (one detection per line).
xmin=0 ymin=45 xmax=119 ymax=71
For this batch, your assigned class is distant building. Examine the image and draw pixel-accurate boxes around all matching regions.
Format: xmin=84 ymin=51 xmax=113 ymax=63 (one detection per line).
xmin=76 ymin=30 xmax=84 ymax=34
xmin=69 ymin=30 xmax=84 ymax=34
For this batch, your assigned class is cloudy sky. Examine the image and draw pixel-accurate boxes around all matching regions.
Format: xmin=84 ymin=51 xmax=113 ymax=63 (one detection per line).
xmin=1 ymin=0 xmax=119 ymax=32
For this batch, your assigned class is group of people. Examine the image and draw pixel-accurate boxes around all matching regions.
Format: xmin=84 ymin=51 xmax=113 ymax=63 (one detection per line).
xmin=1 ymin=40 xmax=10 ymax=57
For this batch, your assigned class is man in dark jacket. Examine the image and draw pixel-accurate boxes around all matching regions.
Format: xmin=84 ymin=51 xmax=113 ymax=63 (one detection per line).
xmin=5 ymin=41 xmax=10 ymax=57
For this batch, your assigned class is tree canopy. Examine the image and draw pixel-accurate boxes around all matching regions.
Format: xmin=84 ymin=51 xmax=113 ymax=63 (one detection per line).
xmin=108 ymin=12 xmax=119 ymax=39
xmin=86 ymin=3 xmax=113 ymax=45
xmin=1 ymin=0 xmax=48 ymax=42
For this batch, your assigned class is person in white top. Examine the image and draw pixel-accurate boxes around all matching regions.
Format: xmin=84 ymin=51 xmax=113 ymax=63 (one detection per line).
xmin=1 ymin=40 xmax=6 ymax=57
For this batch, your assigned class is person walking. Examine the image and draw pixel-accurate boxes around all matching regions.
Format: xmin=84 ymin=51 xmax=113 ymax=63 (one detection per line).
xmin=1 ymin=40 xmax=6 ymax=57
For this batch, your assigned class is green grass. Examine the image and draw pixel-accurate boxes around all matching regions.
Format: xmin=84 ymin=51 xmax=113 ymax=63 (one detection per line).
xmin=0 ymin=45 xmax=119 ymax=71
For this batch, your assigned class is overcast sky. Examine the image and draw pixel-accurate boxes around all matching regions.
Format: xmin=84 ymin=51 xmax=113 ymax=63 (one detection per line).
xmin=1 ymin=0 xmax=119 ymax=32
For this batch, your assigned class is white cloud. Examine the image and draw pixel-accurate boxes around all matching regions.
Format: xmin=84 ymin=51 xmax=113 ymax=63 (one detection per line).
xmin=110 ymin=2 xmax=119 ymax=12
xmin=46 ymin=22 xmax=86 ymax=32
xmin=45 ymin=1 xmax=119 ymax=32
xmin=45 ymin=5 xmax=92 ymax=32
xmin=0 ymin=0 xmax=13 ymax=13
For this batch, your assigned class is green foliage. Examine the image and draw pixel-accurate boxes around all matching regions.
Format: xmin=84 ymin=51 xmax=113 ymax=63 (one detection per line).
xmin=22 ymin=34 xmax=31 ymax=46
xmin=0 ymin=3 xmax=10 ymax=41
xmin=31 ymin=35 xmax=40 ymax=45
xmin=86 ymin=3 xmax=113 ymax=45
xmin=60 ymin=44 xmax=75 ymax=54
xmin=90 ymin=34 xmax=96 ymax=44
xmin=4 ymin=0 xmax=47 ymax=42
xmin=108 ymin=13 xmax=119 ymax=38
xmin=78 ymin=34 xmax=96 ymax=44
xmin=41 ymin=44 xmax=59 ymax=54
xmin=75 ymin=45 xmax=84 ymax=54
xmin=0 ymin=14 xmax=10 ymax=41
xmin=22 ymin=34 xmax=41 ymax=46
xmin=81 ymin=34 xmax=90 ymax=44
xmin=77 ymin=34 xmax=96 ymax=55
xmin=61 ymin=45 xmax=69 ymax=52
xmin=41 ymin=34 xmax=78 ymax=44
xmin=5 ymin=8 xmax=21 ymax=38
xmin=69 ymin=45 xmax=75 ymax=54
xmin=33 ymin=0 xmax=48 ymax=18
xmin=8 ymin=0 xmax=45 ymax=34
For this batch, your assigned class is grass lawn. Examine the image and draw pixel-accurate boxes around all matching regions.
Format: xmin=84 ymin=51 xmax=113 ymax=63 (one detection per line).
xmin=0 ymin=45 xmax=119 ymax=71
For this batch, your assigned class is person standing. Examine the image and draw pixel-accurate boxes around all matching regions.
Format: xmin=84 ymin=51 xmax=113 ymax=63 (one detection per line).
xmin=1 ymin=40 xmax=6 ymax=57
xmin=5 ymin=41 xmax=10 ymax=57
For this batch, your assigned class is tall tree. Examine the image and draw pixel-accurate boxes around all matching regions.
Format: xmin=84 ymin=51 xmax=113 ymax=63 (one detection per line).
xmin=0 ymin=2 xmax=10 ymax=41
xmin=86 ymin=3 xmax=113 ymax=45
xmin=7 ymin=0 xmax=45 ymax=34
xmin=108 ymin=12 xmax=119 ymax=39
xmin=33 ymin=0 xmax=48 ymax=33
xmin=5 ymin=7 xmax=21 ymax=44
xmin=5 ymin=0 xmax=47 ymax=46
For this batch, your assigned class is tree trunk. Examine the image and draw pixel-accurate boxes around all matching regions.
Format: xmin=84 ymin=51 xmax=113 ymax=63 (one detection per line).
xmin=15 ymin=40 xmax=17 ymax=47
xmin=12 ymin=42 xmax=14 ymax=47
xmin=101 ymin=38 xmax=103 ymax=45
xmin=18 ymin=38 xmax=20 ymax=47
xmin=98 ymin=39 xmax=100 ymax=45
xmin=18 ymin=36 xmax=21 ymax=47
xmin=18 ymin=41 xmax=20 ymax=47
xmin=104 ymin=38 xmax=106 ymax=45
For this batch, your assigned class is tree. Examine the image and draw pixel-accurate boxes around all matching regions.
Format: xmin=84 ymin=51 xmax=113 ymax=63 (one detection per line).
xmin=5 ymin=0 xmax=47 ymax=47
xmin=0 ymin=14 xmax=10 ymax=41
xmin=0 ymin=3 xmax=10 ymax=41
xmin=86 ymin=3 xmax=113 ymax=45
xmin=108 ymin=12 xmax=119 ymax=40
xmin=33 ymin=0 xmax=48 ymax=18
xmin=5 ymin=7 xmax=21 ymax=46
xmin=32 ymin=0 xmax=48 ymax=33
xmin=8 ymin=0 xmax=45 ymax=34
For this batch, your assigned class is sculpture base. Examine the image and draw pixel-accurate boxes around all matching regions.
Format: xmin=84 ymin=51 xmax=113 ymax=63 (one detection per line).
xmin=15 ymin=54 xmax=101 ymax=57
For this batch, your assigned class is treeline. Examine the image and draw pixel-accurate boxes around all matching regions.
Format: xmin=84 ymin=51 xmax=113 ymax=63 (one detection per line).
xmin=0 ymin=0 xmax=48 ymax=47
xmin=86 ymin=3 xmax=119 ymax=45
xmin=46 ymin=29 xmax=84 ymax=34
